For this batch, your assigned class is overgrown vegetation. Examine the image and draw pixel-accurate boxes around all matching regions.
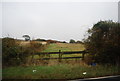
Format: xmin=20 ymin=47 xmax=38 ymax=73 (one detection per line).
xmin=2 ymin=37 xmax=22 ymax=66
xmin=84 ymin=21 xmax=120 ymax=65
xmin=2 ymin=37 xmax=45 ymax=67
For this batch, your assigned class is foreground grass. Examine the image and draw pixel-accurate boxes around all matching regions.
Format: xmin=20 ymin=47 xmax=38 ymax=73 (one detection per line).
xmin=3 ymin=64 xmax=120 ymax=79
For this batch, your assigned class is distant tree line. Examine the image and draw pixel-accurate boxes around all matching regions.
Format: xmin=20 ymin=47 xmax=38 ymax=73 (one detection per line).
xmin=69 ymin=39 xmax=83 ymax=44
xmin=35 ymin=38 xmax=46 ymax=41
xmin=22 ymin=35 xmax=68 ymax=43
xmin=35 ymin=39 xmax=67 ymax=43
xmin=84 ymin=20 xmax=120 ymax=65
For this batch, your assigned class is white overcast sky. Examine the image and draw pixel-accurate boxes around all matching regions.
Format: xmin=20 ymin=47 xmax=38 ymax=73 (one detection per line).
xmin=1 ymin=0 xmax=119 ymax=41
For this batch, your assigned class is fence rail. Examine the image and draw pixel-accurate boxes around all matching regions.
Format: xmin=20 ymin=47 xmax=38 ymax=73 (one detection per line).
xmin=36 ymin=50 xmax=88 ymax=55
xmin=39 ymin=56 xmax=83 ymax=60
xmin=35 ymin=50 xmax=89 ymax=61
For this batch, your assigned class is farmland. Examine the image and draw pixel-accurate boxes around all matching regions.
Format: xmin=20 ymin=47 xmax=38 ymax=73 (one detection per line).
xmin=2 ymin=42 xmax=120 ymax=79
xmin=43 ymin=43 xmax=85 ymax=52
xmin=33 ymin=43 xmax=85 ymax=59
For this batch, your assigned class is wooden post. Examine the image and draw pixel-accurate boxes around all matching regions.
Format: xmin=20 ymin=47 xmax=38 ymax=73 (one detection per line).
xmin=31 ymin=52 xmax=34 ymax=63
xmin=61 ymin=52 xmax=62 ymax=62
xmin=48 ymin=53 xmax=50 ymax=59
xmin=39 ymin=54 xmax=41 ymax=59
xmin=75 ymin=58 xmax=77 ymax=62
xmin=59 ymin=50 xmax=61 ymax=62
xmin=82 ymin=52 xmax=85 ymax=60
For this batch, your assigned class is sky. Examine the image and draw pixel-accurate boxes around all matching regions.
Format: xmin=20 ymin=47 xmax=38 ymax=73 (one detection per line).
xmin=1 ymin=0 xmax=118 ymax=42
xmin=118 ymin=1 xmax=120 ymax=23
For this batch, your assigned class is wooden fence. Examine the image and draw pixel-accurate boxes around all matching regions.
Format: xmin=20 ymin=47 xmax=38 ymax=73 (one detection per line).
xmin=35 ymin=50 xmax=89 ymax=62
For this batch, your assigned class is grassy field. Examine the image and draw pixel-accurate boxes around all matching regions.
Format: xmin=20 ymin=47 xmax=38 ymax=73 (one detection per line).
xmin=3 ymin=43 xmax=120 ymax=79
xmin=43 ymin=43 xmax=85 ymax=52
xmin=3 ymin=63 xmax=120 ymax=79
xmin=33 ymin=43 xmax=85 ymax=59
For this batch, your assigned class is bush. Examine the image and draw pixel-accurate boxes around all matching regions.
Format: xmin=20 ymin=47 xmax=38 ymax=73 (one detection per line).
xmin=35 ymin=38 xmax=46 ymax=41
xmin=2 ymin=37 xmax=22 ymax=66
xmin=84 ymin=21 xmax=120 ymax=65
xmin=69 ymin=39 xmax=75 ymax=43
xmin=2 ymin=38 xmax=46 ymax=67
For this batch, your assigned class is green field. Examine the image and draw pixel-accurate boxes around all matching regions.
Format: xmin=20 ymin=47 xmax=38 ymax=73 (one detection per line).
xmin=33 ymin=43 xmax=85 ymax=59
xmin=3 ymin=64 xmax=120 ymax=79
xmin=43 ymin=43 xmax=85 ymax=52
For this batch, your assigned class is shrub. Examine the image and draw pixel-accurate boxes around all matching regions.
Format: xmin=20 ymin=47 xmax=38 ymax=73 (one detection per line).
xmin=84 ymin=21 xmax=120 ymax=65
xmin=2 ymin=38 xmax=46 ymax=67
xmin=69 ymin=39 xmax=75 ymax=43
xmin=35 ymin=38 xmax=46 ymax=41
xmin=2 ymin=37 xmax=22 ymax=66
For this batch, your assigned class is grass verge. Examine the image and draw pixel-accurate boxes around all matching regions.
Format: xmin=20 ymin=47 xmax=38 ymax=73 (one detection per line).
xmin=3 ymin=64 xmax=120 ymax=79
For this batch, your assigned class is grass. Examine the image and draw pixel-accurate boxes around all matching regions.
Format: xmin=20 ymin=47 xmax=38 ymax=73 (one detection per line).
xmin=3 ymin=64 xmax=120 ymax=79
xmin=32 ymin=43 xmax=85 ymax=59
xmin=43 ymin=43 xmax=85 ymax=52
xmin=56 ymin=43 xmax=85 ymax=51
xmin=43 ymin=43 xmax=71 ymax=52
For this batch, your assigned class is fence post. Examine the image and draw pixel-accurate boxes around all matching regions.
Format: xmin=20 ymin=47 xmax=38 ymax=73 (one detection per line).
xmin=48 ymin=53 xmax=51 ymax=59
xmin=31 ymin=52 xmax=34 ymax=63
xmin=59 ymin=50 xmax=62 ymax=62
xmin=82 ymin=52 xmax=85 ymax=60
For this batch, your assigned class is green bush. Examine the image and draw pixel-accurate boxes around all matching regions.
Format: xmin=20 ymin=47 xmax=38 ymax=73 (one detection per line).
xmin=2 ymin=37 xmax=22 ymax=66
xmin=2 ymin=38 xmax=30 ymax=66
xmin=69 ymin=39 xmax=75 ymax=43
xmin=2 ymin=38 xmax=45 ymax=67
xmin=84 ymin=21 xmax=120 ymax=65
